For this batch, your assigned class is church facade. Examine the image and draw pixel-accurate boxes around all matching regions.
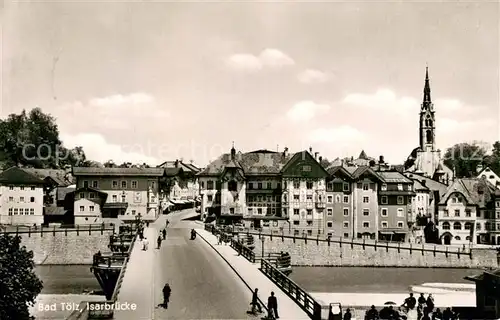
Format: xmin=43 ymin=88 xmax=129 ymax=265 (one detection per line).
xmin=405 ymin=67 xmax=454 ymax=185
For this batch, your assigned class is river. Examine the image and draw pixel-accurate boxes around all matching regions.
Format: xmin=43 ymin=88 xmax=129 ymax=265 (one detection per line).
xmin=36 ymin=265 xmax=102 ymax=294
xmin=289 ymin=267 xmax=483 ymax=293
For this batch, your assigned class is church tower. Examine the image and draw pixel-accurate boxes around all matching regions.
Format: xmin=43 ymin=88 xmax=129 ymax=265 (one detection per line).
xmin=419 ymin=67 xmax=436 ymax=152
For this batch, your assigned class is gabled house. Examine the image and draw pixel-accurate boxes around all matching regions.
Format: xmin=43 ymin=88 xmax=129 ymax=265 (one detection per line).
xmin=437 ymin=178 xmax=498 ymax=245
xmin=476 ymin=164 xmax=500 ymax=189
xmin=23 ymin=168 xmax=74 ymax=206
xmin=158 ymin=160 xmax=200 ymax=209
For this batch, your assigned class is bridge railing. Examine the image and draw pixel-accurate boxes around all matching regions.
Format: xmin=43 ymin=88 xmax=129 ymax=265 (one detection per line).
xmin=230 ymin=239 xmax=256 ymax=263
xmin=111 ymin=230 xmax=137 ymax=301
xmin=0 ymin=223 xmax=115 ymax=236
xmin=260 ymin=259 xmax=323 ymax=320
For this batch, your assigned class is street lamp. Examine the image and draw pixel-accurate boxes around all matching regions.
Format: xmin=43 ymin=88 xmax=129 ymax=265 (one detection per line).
xmin=261 ymin=236 xmax=265 ymax=259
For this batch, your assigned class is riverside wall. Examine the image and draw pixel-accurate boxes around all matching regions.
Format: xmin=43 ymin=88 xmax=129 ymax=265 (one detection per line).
xmin=248 ymin=233 xmax=499 ymax=268
xmin=2 ymin=227 xmax=114 ymax=265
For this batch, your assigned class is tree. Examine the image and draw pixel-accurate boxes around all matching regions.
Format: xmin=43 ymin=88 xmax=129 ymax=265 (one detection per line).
xmin=0 ymin=108 xmax=91 ymax=169
xmin=0 ymin=234 xmax=43 ymax=320
xmin=319 ymin=157 xmax=330 ymax=168
xmin=484 ymin=141 xmax=500 ymax=175
xmin=103 ymin=160 xmax=117 ymax=168
xmin=443 ymin=141 xmax=488 ymax=178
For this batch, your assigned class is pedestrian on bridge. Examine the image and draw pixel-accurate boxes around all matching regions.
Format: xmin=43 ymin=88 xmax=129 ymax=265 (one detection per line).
xmin=250 ymin=288 xmax=262 ymax=313
xmin=163 ymin=283 xmax=171 ymax=308
xmin=142 ymin=238 xmax=149 ymax=251
xmin=267 ymin=291 xmax=278 ymax=319
xmin=157 ymin=235 xmax=162 ymax=249
xmin=162 ymin=228 xmax=167 ymax=240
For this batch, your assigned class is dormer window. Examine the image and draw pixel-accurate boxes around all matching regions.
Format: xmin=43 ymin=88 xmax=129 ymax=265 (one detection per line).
xmin=228 ymin=180 xmax=237 ymax=192
xmin=397 ymin=184 xmax=403 ymax=191
xmin=381 ymin=184 xmax=387 ymax=191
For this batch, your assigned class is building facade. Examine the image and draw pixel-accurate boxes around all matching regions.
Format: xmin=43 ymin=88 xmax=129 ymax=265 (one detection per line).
xmin=476 ymin=165 xmax=500 ymax=189
xmin=325 ymin=166 xmax=354 ymax=239
xmin=0 ymin=167 xmax=45 ymax=225
xmin=158 ymin=160 xmax=200 ymax=204
xmin=72 ymin=167 xmax=164 ymax=223
xmin=437 ymin=178 xmax=498 ymax=245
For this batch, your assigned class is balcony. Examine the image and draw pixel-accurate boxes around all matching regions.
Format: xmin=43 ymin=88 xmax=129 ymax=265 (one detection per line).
xmin=316 ymin=202 xmax=326 ymax=209
xmin=246 ymin=187 xmax=282 ymax=194
xmin=220 ymin=205 xmax=244 ymax=217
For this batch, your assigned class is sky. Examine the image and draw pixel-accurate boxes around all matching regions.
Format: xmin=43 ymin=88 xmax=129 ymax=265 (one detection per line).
xmin=2 ymin=1 xmax=499 ymax=167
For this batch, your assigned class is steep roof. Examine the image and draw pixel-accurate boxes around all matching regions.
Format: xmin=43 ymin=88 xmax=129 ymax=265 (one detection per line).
xmin=0 ymin=167 xmax=46 ymax=185
xmin=157 ymin=160 xmax=200 ymax=173
xmin=351 ymin=166 xmax=384 ymax=182
xmin=198 ymin=150 xmax=293 ymax=177
xmin=439 ymin=178 xmax=497 ymax=207
xmin=57 ymin=186 xmax=76 ymax=202
xmin=23 ymin=168 xmax=73 ymax=186
xmin=164 ymin=167 xmax=183 ymax=177
xmin=403 ymin=172 xmax=448 ymax=196
xmin=477 ymin=166 xmax=500 ymax=178
xmin=377 ymin=171 xmax=413 ymax=183
xmin=358 ymin=150 xmax=369 ymax=160
xmin=72 ymin=167 xmax=165 ymax=177
xmin=413 ymin=179 xmax=430 ymax=192
xmin=44 ymin=207 xmax=67 ymax=216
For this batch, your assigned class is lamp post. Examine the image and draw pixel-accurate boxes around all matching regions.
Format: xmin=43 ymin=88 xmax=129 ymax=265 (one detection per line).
xmin=261 ymin=236 xmax=265 ymax=259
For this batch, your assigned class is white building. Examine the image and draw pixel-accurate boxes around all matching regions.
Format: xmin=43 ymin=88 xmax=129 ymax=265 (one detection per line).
xmin=0 ymin=167 xmax=45 ymax=225
xmin=476 ymin=164 xmax=500 ymax=189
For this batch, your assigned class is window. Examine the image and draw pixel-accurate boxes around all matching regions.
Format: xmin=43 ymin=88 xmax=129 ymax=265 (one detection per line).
xmin=207 ymin=195 xmax=213 ymax=202
xmin=327 ymin=208 xmax=333 ymax=216
xmin=343 ymin=222 xmax=349 ymax=228
xmin=306 ymin=220 xmax=313 ymax=226
xmin=8 ymin=208 xmax=12 ymax=216
xmin=454 ymin=236 xmax=461 ymax=241
xmin=381 ymin=196 xmax=388 ymax=204
xmin=443 ymin=209 xmax=449 ymax=217
xmin=363 ymin=209 xmax=369 ymax=216
xmin=343 ymin=208 xmax=349 ymax=216
xmin=397 ymin=208 xmax=404 ymax=217
xmin=397 ymin=196 xmax=404 ymax=204
xmin=13 ymin=208 xmax=18 ymax=215
xmin=327 ymin=222 xmax=333 ymax=228
xmin=201 ymin=181 xmax=205 ymax=189
xmin=381 ymin=222 xmax=388 ymax=228
xmin=267 ymin=182 xmax=272 ymax=189
xmin=131 ymin=181 xmax=138 ymax=189
xmin=476 ymin=223 xmax=481 ymax=230
xmin=327 ymin=196 xmax=333 ymax=203
xmin=112 ymin=181 xmax=118 ymax=188
xmin=307 ymin=230 xmax=313 ymax=236
xmin=277 ymin=183 xmax=281 ymax=189
xmin=327 ymin=182 xmax=333 ymax=191
xmin=397 ymin=221 xmax=404 ymax=228
xmin=121 ymin=181 xmax=127 ymax=188
xmin=20 ymin=186 xmax=24 ymax=191
xmin=293 ymin=195 xmax=300 ymax=201
xmin=397 ymin=184 xmax=403 ymax=191
xmin=303 ymin=165 xmax=311 ymax=172
xmin=453 ymin=222 xmax=462 ymax=230
xmin=294 ymin=209 xmax=299 ymax=215
xmin=342 ymin=183 xmax=349 ymax=192
xmin=307 ymin=209 xmax=312 ymax=215
xmin=343 ymin=196 xmax=349 ymax=203
xmin=257 ymin=208 xmax=262 ymax=214
xmin=9 ymin=186 xmax=13 ymax=190
xmin=207 ymin=181 xmax=214 ymax=189
xmin=29 ymin=208 xmax=34 ymax=215
xmin=89 ymin=206 xmax=95 ymax=212
xmin=20 ymin=197 xmax=24 ymax=202
xmin=230 ymin=208 xmax=235 ymax=214
xmin=31 ymin=186 xmax=35 ymax=190
xmin=381 ymin=208 xmax=388 ymax=216
xmin=293 ymin=221 xmax=299 ymax=225
xmin=465 ymin=222 xmax=472 ymax=230
xmin=92 ymin=181 xmax=98 ymax=188
xmin=19 ymin=208 xmax=24 ymax=215
xmin=122 ymin=194 xmax=126 ymax=202
xmin=79 ymin=206 xmax=84 ymax=212
xmin=465 ymin=209 xmax=471 ymax=217
xmin=453 ymin=209 xmax=460 ymax=217
xmin=363 ymin=196 xmax=369 ymax=203
xmin=30 ymin=197 xmax=35 ymax=203
xmin=381 ymin=184 xmax=387 ymax=191
xmin=343 ymin=233 xmax=349 ymax=238
xmin=8 ymin=196 xmax=13 ymax=202
xmin=228 ymin=180 xmax=237 ymax=192
xmin=306 ymin=181 xmax=313 ymax=189
xmin=83 ymin=181 xmax=89 ymax=188
xmin=363 ymin=222 xmax=370 ymax=228
xmin=131 ymin=210 xmax=136 ymax=215
xmin=293 ymin=181 xmax=300 ymax=189
xmin=363 ymin=183 xmax=369 ymax=191
xmin=89 ymin=193 xmax=95 ymax=199
xmin=306 ymin=195 xmax=313 ymax=200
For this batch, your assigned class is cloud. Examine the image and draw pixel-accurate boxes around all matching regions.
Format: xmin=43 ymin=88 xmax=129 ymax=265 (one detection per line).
xmin=309 ymin=126 xmax=365 ymax=143
xmin=89 ymin=93 xmax=154 ymax=107
xmin=343 ymin=89 xmax=419 ymax=115
xmin=437 ymin=117 xmax=496 ymax=134
xmin=226 ymin=48 xmax=294 ymax=72
xmin=297 ymin=69 xmax=329 ymax=84
xmin=60 ymin=133 xmax=160 ymax=165
xmin=286 ymin=101 xmax=330 ymax=122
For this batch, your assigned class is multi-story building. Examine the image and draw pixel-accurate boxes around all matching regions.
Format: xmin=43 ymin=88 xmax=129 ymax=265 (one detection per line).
xmin=325 ymin=166 xmax=354 ymax=239
xmin=410 ymin=179 xmax=431 ymax=225
xmin=158 ymin=160 xmax=200 ymax=202
xmin=437 ymin=178 xmax=498 ymax=245
xmin=0 ymin=167 xmax=45 ymax=225
xmin=71 ymin=167 xmax=164 ymax=224
xmin=198 ymin=146 xmax=328 ymax=234
xmin=376 ymin=171 xmax=415 ymax=242
xmin=476 ymin=164 xmax=500 ymax=189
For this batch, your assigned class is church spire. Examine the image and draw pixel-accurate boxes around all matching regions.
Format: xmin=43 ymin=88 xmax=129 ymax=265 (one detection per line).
xmin=423 ymin=65 xmax=431 ymax=103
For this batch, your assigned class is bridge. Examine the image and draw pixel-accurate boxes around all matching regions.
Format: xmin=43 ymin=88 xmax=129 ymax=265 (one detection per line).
xmin=68 ymin=209 xmax=315 ymax=319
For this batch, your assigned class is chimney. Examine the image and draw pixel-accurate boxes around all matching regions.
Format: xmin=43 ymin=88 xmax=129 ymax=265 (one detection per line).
xmin=175 ymin=159 xmax=179 ymax=168
xmin=309 ymin=147 xmax=313 ymax=154
xmin=319 ymin=156 xmax=323 ymax=163
xmin=379 ymin=155 xmax=385 ymax=164
xmin=314 ymin=152 xmax=319 ymax=161
xmin=231 ymin=146 xmax=236 ymax=160
xmin=283 ymin=147 xmax=289 ymax=158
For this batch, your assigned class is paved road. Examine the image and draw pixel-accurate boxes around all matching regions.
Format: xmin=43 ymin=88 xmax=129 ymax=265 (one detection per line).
xmin=153 ymin=210 xmax=257 ymax=319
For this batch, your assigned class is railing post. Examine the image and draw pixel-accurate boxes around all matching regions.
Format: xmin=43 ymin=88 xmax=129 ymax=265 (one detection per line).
xmin=374 ymin=240 xmax=377 ymax=251
xmin=65 ymin=228 xmax=67 ymax=236
xmin=53 ymin=225 xmax=56 ymax=236
xmin=89 ymin=225 xmax=92 ymax=235
xmin=398 ymin=241 xmax=401 ymax=253
xmin=362 ymin=239 xmax=365 ymax=250
xmin=316 ymin=234 xmax=319 ymax=245
xmin=40 ymin=225 xmax=43 ymax=237
xmin=433 ymin=245 xmax=436 ymax=257
xmin=16 ymin=226 xmax=19 ymax=236
xmin=410 ymin=243 xmax=412 ymax=254
xmin=422 ymin=244 xmax=425 ymax=256
xmin=77 ymin=225 xmax=79 ymax=236
xmin=28 ymin=226 xmax=31 ymax=237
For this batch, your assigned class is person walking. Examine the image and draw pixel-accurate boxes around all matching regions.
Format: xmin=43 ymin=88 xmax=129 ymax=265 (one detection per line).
xmin=426 ymin=294 xmax=435 ymax=313
xmin=343 ymin=308 xmax=352 ymax=320
xmin=250 ymin=288 xmax=262 ymax=314
xmin=162 ymin=283 xmax=171 ymax=308
xmin=267 ymin=291 xmax=278 ymax=319
xmin=142 ymin=237 xmax=149 ymax=251
xmin=162 ymin=228 xmax=167 ymax=240
xmin=403 ymin=292 xmax=417 ymax=310
xmin=157 ymin=235 xmax=162 ymax=249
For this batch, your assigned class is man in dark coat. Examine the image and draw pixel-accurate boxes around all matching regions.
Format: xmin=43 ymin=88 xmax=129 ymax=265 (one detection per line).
xmin=365 ymin=305 xmax=378 ymax=320
xmin=267 ymin=291 xmax=278 ymax=319
xmin=403 ymin=292 xmax=417 ymax=310
xmin=250 ymin=288 xmax=262 ymax=313
xmin=162 ymin=283 xmax=171 ymax=308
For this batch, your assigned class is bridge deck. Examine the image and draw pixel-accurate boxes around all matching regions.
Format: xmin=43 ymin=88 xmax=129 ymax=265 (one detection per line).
xmin=196 ymin=229 xmax=310 ymax=320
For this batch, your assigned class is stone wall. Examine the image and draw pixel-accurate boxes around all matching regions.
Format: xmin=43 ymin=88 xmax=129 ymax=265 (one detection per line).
xmin=249 ymin=233 xmax=499 ymax=268
xmin=4 ymin=228 xmax=114 ymax=265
